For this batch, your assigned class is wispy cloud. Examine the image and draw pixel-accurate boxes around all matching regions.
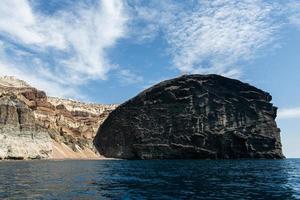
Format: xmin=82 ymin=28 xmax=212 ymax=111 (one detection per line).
xmin=0 ymin=0 xmax=128 ymax=98
xmin=131 ymin=0 xmax=285 ymax=78
xmin=1 ymin=0 xmax=300 ymax=100
xmin=118 ymin=69 xmax=143 ymax=85
xmin=278 ymin=107 xmax=300 ymax=119
xmin=0 ymin=60 xmax=78 ymax=98
xmin=166 ymin=0 xmax=280 ymax=77
xmin=287 ymin=1 xmax=300 ymax=29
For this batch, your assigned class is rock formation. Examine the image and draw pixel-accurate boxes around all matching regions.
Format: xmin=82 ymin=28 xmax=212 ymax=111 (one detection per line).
xmin=0 ymin=76 xmax=31 ymax=88
xmin=94 ymin=74 xmax=284 ymax=159
xmin=0 ymin=94 xmax=52 ymax=159
xmin=0 ymin=76 xmax=117 ymax=160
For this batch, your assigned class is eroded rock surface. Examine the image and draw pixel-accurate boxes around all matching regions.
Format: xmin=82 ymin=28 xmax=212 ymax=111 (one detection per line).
xmin=0 ymin=94 xmax=52 ymax=159
xmin=0 ymin=76 xmax=117 ymax=159
xmin=94 ymin=74 xmax=284 ymax=159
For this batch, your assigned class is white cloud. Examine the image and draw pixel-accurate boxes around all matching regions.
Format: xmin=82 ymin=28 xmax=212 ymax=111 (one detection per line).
xmin=118 ymin=69 xmax=143 ymax=85
xmin=132 ymin=0 xmax=281 ymax=78
xmin=278 ymin=107 xmax=300 ymax=119
xmin=0 ymin=61 xmax=78 ymax=98
xmin=287 ymin=1 xmax=300 ymax=28
xmin=0 ymin=0 xmax=66 ymax=48
xmin=1 ymin=0 xmax=299 ymax=100
xmin=0 ymin=0 xmax=128 ymax=98
xmin=0 ymin=0 xmax=44 ymax=44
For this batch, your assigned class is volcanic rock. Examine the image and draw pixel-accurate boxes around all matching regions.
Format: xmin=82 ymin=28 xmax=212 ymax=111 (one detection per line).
xmin=94 ymin=74 xmax=284 ymax=159
xmin=0 ymin=76 xmax=118 ymax=159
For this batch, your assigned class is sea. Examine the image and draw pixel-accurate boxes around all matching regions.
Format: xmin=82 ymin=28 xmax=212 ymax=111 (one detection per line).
xmin=0 ymin=159 xmax=299 ymax=199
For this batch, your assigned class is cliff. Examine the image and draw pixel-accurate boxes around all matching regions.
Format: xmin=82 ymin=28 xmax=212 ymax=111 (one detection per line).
xmin=94 ymin=74 xmax=284 ymax=159
xmin=0 ymin=94 xmax=52 ymax=159
xmin=0 ymin=76 xmax=117 ymax=160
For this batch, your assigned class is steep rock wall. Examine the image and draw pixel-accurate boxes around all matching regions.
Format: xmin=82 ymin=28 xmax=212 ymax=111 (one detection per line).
xmin=94 ymin=74 xmax=284 ymax=159
xmin=0 ymin=94 xmax=52 ymax=159
xmin=0 ymin=76 xmax=117 ymax=159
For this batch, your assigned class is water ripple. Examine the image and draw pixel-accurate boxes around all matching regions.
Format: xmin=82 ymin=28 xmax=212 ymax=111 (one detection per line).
xmin=0 ymin=159 xmax=299 ymax=199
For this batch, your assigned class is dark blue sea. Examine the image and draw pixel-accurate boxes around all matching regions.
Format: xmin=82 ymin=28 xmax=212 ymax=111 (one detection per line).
xmin=0 ymin=159 xmax=299 ymax=200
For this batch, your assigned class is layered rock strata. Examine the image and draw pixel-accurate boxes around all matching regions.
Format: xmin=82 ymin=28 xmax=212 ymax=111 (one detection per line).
xmin=94 ymin=74 xmax=284 ymax=159
xmin=0 ymin=76 xmax=117 ymax=159
xmin=0 ymin=94 xmax=52 ymax=159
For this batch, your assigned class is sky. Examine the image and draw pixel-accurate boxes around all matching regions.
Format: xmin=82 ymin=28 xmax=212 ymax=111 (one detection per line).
xmin=0 ymin=0 xmax=299 ymax=158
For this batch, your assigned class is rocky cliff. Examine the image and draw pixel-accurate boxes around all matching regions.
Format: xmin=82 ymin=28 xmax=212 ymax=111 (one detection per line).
xmin=0 ymin=76 xmax=117 ymax=160
xmin=0 ymin=94 xmax=52 ymax=159
xmin=94 ymin=74 xmax=284 ymax=159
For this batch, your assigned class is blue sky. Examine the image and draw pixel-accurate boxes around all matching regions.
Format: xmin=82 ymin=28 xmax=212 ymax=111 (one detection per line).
xmin=0 ymin=0 xmax=299 ymax=157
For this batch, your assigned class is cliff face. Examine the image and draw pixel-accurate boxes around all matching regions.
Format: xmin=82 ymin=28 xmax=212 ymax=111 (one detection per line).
xmin=0 ymin=76 xmax=117 ymax=160
xmin=94 ymin=74 xmax=284 ymax=159
xmin=47 ymin=97 xmax=117 ymax=140
xmin=0 ymin=94 xmax=52 ymax=159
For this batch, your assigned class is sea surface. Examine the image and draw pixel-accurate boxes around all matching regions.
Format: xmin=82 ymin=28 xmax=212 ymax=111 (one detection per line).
xmin=0 ymin=159 xmax=299 ymax=200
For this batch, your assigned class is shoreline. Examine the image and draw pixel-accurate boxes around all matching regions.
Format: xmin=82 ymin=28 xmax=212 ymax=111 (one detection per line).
xmin=0 ymin=157 xmax=121 ymax=162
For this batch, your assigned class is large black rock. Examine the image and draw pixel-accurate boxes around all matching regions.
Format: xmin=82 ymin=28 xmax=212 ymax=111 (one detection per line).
xmin=94 ymin=74 xmax=284 ymax=159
